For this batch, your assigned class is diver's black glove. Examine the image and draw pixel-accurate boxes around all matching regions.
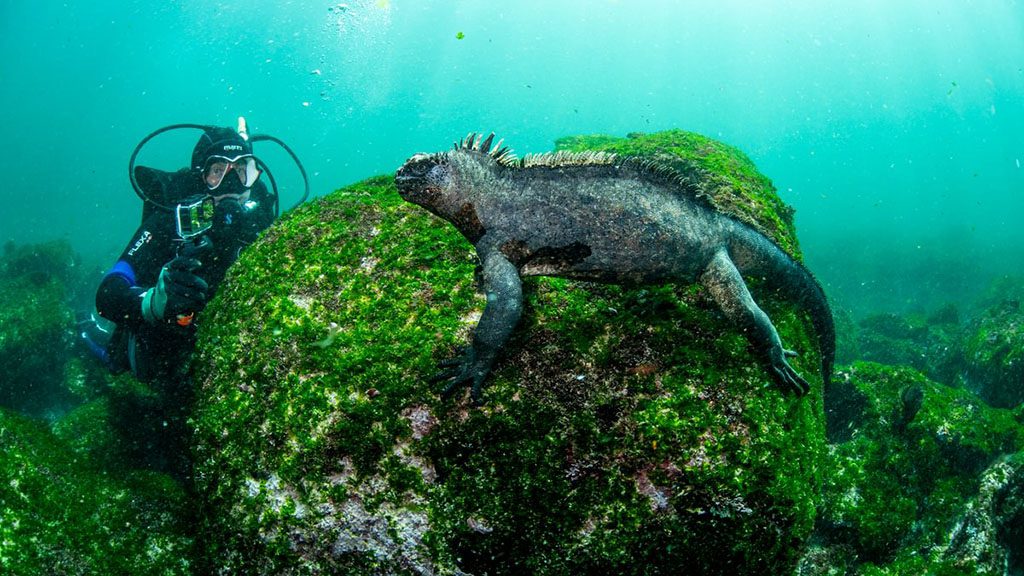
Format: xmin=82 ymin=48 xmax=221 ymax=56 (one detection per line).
xmin=141 ymin=251 xmax=209 ymax=326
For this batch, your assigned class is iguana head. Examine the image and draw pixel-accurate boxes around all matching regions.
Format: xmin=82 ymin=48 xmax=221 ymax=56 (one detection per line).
xmin=395 ymin=152 xmax=451 ymax=210
xmin=396 ymin=133 xmax=516 ymax=214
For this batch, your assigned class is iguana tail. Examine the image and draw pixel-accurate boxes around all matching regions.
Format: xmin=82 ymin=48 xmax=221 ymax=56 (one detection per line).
xmin=729 ymin=227 xmax=836 ymax=388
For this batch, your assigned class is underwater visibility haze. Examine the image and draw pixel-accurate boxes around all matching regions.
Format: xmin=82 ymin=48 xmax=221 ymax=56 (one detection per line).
xmin=1 ymin=0 xmax=1022 ymax=316
xmin=2 ymin=1 xmax=1024 ymax=574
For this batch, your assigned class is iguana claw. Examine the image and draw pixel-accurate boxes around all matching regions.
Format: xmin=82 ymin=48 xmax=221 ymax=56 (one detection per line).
xmin=767 ymin=347 xmax=810 ymax=395
xmin=432 ymin=348 xmax=487 ymax=405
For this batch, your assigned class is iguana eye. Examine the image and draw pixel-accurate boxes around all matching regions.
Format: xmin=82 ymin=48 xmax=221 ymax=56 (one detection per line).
xmin=396 ymin=155 xmax=447 ymax=191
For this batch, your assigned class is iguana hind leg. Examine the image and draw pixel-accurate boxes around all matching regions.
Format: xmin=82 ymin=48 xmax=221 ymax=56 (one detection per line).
xmin=699 ymin=250 xmax=810 ymax=395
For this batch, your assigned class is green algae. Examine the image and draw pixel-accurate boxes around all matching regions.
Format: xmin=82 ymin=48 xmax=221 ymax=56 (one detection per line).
xmin=0 ymin=240 xmax=198 ymax=573
xmin=51 ymin=397 xmax=120 ymax=467
xmin=0 ymin=406 xmax=194 ymax=575
xmin=192 ymin=156 xmax=827 ymax=574
xmin=0 ymin=241 xmax=79 ymax=417
xmin=961 ymin=299 xmax=1024 ymax=408
xmin=854 ymin=311 xmax=964 ymax=389
xmin=815 ymin=362 xmax=1024 ymax=572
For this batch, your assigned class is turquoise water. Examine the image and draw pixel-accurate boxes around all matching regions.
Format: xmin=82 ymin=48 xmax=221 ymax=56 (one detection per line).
xmin=1 ymin=0 xmax=1022 ymax=315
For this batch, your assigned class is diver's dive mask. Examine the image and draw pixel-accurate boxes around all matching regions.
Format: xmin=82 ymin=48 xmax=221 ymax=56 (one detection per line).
xmin=203 ymin=155 xmax=260 ymax=191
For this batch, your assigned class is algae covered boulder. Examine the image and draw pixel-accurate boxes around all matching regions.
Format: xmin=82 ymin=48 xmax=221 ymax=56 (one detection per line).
xmin=854 ymin=308 xmax=963 ymax=389
xmin=962 ymin=299 xmax=1024 ymax=409
xmin=0 ymin=406 xmax=194 ymax=574
xmin=191 ymin=132 xmax=829 ymax=575
xmin=0 ymin=240 xmax=80 ymax=417
xmin=942 ymin=450 xmax=1024 ymax=574
xmin=807 ymin=362 xmax=1024 ymax=574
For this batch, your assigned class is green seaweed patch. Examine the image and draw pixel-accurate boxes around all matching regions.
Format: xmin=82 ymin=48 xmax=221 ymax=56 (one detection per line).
xmin=961 ymin=299 xmax=1024 ymax=408
xmin=191 ymin=176 xmax=827 ymax=574
xmin=855 ymin=311 xmax=964 ymax=388
xmin=819 ymin=362 xmax=1024 ymax=568
xmin=554 ymin=129 xmax=801 ymax=260
xmin=0 ymin=407 xmax=194 ymax=574
xmin=429 ymin=281 xmax=824 ymax=574
xmin=51 ymin=397 xmax=120 ymax=468
xmin=0 ymin=241 xmax=81 ymax=417
xmin=0 ymin=239 xmax=79 ymax=287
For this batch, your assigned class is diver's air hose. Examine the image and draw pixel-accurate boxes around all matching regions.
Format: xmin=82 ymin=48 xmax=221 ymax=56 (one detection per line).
xmin=128 ymin=123 xmax=310 ymax=214
xmin=251 ymin=134 xmax=310 ymax=210
xmin=128 ymin=123 xmax=211 ymax=211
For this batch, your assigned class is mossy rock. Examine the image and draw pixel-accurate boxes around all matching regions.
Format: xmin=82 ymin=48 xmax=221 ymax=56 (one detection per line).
xmin=191 ymin=167 xmax=828 ymax=574
xmin=0 ymin=239 xmax=80 ymax=288
xmin=51 ymin=397 xmax=120 ymax=468
xmin=962 ymin=299 xmax=1024 ymax=409
xmin=854 ymin=312 xmax=963 ymax=387
xmin=0 ymin=407 xmax=194 ymax=574
xmin=812 ymin=362 xmax=1024 ymax=572
xmin=941 ymin=451 xmax=1024 ymax=574
xmin=974 ymin=275 xmax=1024 ymax=313
xmin=555 ymin=130 xmax=800 ymax=259
xmin=50 ymin=374 xmax=165 ymax=474
xmin=0 ymin=241 xmax=79 ymax=418
xmin=832 ymin=307 xmax=862 ymax=366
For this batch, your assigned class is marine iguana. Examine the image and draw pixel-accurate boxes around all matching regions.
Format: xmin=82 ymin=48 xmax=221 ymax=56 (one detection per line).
xmin=395 ymin=133 xmax=835 ymax=404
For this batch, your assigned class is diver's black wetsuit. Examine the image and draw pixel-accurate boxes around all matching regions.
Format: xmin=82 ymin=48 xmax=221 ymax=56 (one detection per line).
xmin=96 ymin=168 xmax=275 ymax=384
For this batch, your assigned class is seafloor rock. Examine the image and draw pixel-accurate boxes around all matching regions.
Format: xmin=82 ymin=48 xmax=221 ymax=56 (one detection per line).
xmin=0 ymin=240 xmax=80 ymax=417
xmin=0 ymin=406 xmax=194 ymax=574
xmin=962 ymin=298 xmax=1024 ymax=409
xmin=805 ymin=362 xmax=1024 ymax=574
xmin=831 ymin=307 xmax=862 ymax=366
xmin=192 ymin=131 xmax=831 ymax=575
xmin=854 ymin=308 xmax=962 ymax=388
xmin=942 ymin=451 xmax=1024 ymax=574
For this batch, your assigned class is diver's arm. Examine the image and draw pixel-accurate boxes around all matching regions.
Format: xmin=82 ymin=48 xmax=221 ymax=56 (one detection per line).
xmin=96 ymin=218 xmax=174 ymax=328
xmin=96 ymin=267 xmax=147 ymax=328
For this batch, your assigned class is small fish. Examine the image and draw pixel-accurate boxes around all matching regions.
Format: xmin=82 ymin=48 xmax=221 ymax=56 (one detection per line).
xmin=456 ymin=31 xmax=465 ymax=40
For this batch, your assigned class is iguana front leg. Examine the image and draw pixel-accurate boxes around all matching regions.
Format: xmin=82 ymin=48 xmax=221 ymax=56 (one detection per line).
xmin=434 ymin=250 xmax=523 ymax=404
xmin=700 ymin=250 xmax=810 ymax=395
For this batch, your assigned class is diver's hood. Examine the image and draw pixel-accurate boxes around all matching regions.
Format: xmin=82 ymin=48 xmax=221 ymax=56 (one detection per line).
xmin=191 ymin=127 xmax=254 ymax=172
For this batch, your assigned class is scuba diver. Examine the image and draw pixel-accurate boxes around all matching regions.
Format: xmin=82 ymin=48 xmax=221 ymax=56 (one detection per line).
xmin=86 ymin=117 xmax=307 ymax=382
xmin=79 ymin=117 xmax=307 ymax=476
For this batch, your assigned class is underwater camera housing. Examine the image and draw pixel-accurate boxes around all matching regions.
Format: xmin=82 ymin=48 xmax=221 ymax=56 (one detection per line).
xmin=175 ymin=194 xmax=215 ymax=239
xmin=128 ymin=117 xmax=309 ymax=219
